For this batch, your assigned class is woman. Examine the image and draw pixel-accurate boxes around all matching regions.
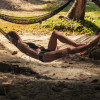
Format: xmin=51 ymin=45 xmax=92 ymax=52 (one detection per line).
xmin=7 ymin=31 xmax=100 ymax=62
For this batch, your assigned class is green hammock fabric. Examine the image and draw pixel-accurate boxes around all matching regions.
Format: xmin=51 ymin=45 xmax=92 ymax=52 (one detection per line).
xmin=0 ymin=0 xmax=72 ymax=24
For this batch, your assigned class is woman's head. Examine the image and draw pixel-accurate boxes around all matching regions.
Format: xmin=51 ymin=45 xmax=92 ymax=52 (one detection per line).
xmin=7 ymin=31 xmax=20 ymax=41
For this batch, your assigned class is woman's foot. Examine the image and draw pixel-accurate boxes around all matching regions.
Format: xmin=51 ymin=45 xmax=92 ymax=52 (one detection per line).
xmin=75 ymin=43 xmax=87 ymax=47
xmin=87 ymin=33 xmax=100 ymax=47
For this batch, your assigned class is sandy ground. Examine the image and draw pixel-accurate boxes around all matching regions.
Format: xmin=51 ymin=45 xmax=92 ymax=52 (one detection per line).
xmin=0 ymin=0 xmax=100 ymax=100
xmin=0 ymin=32 xmax=100 ymax=100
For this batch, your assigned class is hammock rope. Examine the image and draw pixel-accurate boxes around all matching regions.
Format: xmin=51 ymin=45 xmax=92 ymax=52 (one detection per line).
xmin=0 ymin=28 xmax=13 ymax=42
xmin=0 ymin=0 xmax=72 ymax=24
xmin=59 ymin=35 xmax=97 ymax=49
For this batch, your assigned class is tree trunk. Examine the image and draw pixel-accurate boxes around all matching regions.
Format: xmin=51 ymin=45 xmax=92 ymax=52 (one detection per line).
xmin=92 ymin=0 xmax=100 ymax=7
xmin=66 ymin=0 xmax=87 ymax=20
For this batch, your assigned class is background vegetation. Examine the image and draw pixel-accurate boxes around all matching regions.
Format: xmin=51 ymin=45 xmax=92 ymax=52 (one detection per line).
xmin=0 ymin=0 xmax=100 ymax=35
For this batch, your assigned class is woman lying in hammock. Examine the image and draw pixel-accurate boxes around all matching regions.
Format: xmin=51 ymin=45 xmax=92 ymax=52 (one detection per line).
xmin=7 ymin=31 xmax=100 ymax=62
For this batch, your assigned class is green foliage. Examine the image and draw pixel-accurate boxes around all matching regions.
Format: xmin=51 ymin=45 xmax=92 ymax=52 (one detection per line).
xmin=43 ymin=3 xmax=59 ymax=11
xmin=43 ymin=3 xmax=71 ymax=12
xmin=86 ymin=3 xmax=100 ymax=12
xmin=41 ymin=1 xmax=100 ymax=35
xmin=43 ymin=1 xmax=100 ymax=12
xmin=0 ymin=1 xmax=100 ymax=35
xmin=1 ymin=16 xmax=99 ymax=35
xmin=42 ymin=16 xmax=100 ymax=35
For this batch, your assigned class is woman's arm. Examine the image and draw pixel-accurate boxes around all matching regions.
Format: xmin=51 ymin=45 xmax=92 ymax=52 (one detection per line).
xmin=16 ymin=41 xmax=39 ymax=59
xmin=7 ymin=31 xmax=39 ymax=60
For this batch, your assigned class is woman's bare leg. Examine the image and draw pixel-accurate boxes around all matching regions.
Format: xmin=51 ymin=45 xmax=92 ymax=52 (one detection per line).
xmin=48 ymin=31 xmax=85 ymax=51
xmin=68 ymin=33 xmax=100 ymax=54
xmin=44 ymin=33 xmax=100 ymax=62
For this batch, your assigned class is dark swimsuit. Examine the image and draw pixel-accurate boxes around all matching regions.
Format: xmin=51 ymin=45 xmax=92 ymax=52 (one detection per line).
xmin=25 ymin=42 xmax=50 ymax=62
xmin=38 ymin=49 xmax=50 ymax=62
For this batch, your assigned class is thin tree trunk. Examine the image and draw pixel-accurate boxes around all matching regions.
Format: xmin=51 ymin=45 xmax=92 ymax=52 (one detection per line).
xmin=66 ymin=0 xmax=87 ymax=20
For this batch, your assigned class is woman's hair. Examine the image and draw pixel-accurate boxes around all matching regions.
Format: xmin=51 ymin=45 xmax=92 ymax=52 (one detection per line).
xmin=7 ymin=31 xmax=20 ymax=41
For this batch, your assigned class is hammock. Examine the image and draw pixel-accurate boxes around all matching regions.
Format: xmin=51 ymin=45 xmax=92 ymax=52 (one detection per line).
xmin=0 ymin=0 xmax=72 ymax=24
xmin=0 ymin=28 xmax=14 ymax=43
xmin=1 ymin=28 xmax=100 ymax=60
xmin=0 ymin=27 xmax=97 ymax=49
xmin=59 ymin=35 xmax=97 ymax=49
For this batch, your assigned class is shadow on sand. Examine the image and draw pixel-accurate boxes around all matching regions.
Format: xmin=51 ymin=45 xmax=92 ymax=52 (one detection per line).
xmin=0 ymin=40 xmax=100 ymax=100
